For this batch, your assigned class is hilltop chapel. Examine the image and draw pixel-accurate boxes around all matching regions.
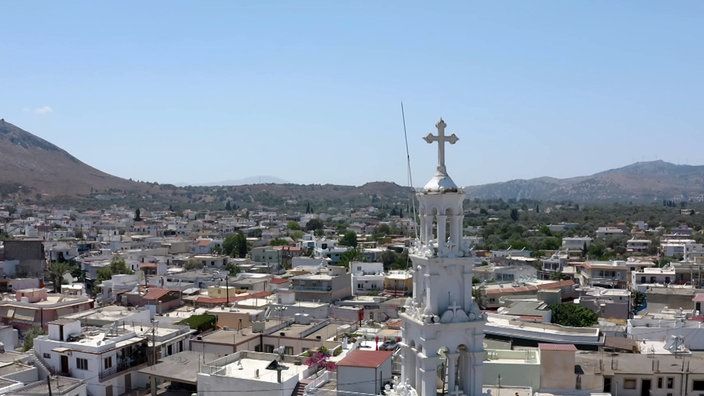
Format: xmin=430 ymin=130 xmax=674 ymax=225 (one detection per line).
xmin=391 ymin=119 xmax=486 ymax=396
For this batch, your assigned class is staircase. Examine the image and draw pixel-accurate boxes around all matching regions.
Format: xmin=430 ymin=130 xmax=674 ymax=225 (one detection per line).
xmin=292 ymin=378 xmax=313 ymax=396
xmin=30 ymin=352 xmax=55 ymax=379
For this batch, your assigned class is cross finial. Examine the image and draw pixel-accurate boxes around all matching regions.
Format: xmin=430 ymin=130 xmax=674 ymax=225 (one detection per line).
xmin=423 ymin=118 xmax=458 ymax=175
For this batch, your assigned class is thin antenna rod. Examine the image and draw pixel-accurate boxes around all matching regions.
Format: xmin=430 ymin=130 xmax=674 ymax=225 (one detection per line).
xmin=401 ymin=102 xmax=418 ymax=241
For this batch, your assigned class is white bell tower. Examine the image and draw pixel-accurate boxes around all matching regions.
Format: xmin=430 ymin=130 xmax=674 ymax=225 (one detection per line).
xmin=399 ymin=119 xmax=485 ymax=396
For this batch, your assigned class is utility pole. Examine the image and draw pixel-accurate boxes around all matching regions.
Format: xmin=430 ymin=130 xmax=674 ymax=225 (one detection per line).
xmin=151 ymin=319 xmax=159 ymax=365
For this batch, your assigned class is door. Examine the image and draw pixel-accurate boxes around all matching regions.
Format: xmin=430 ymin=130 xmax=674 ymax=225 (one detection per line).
xmin=60 ymin=355 xmax=69 ymax=375
xmin=641 ymin=379 xmax=651 ymax=396
xmin=105 ymin=385 xmax=113 ymax=396
xmin=125 ymin=373 xmax=131 ymax=391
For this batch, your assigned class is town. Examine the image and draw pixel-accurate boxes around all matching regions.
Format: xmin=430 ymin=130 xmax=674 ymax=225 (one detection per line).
xmin=0 ymin=121 xmax=702 ymax=396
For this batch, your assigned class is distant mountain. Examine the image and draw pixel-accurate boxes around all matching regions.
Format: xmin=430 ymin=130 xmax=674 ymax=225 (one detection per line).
xmin=0 ymin=119 xmax=153 ymax=199
xmin=464 ymin=160 xmax=704 ymax=203
xmin=199 ymin=176 xmax=291 ymax=186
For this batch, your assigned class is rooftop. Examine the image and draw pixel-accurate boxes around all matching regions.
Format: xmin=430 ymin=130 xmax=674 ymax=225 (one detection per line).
xmin=337 ymin=350 xmax=394 ymax=368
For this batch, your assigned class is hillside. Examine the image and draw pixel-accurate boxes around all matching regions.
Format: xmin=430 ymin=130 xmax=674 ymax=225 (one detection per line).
xmin=0 ymin=120 xmax=412 ymax=209
xmin=0 ymin=119 xmax=154 ymax=199
xmin=464 ymin=160 xmax=704 ymax=203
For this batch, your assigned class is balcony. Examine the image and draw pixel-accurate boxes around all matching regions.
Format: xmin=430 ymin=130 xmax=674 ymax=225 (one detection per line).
xmin=98 ymin=354 xmax=148 ymax=380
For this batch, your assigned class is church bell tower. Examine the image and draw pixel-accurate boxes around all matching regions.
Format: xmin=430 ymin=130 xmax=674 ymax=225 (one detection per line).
xmin=398 ymin=119 xmax=485 ymax=396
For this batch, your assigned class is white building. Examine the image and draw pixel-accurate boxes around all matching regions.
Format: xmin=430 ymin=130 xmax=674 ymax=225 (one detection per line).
xmin=631 ymin=265 xmax=677 ymax=292
xmin=34 ymin=319 xmax=149 ymax=396
xmin=626 ymin=238 xmax=652 ymax=253
xmin=398 ymin=120 xmax=485 ymax=396
xmin=197 ymin=351 xmax=310 ymax=396
xmin=350 ymin=261 xmax=385 ymax=296
xmin=595 ymin=226 xmax=625 ymax=239
xmin=561 ymin=236 xmax=592 ymax=251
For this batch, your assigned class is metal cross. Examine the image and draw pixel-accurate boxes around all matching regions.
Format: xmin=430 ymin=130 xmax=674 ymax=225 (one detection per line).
xmin=423 ymin=119 xmax=458 ymax=174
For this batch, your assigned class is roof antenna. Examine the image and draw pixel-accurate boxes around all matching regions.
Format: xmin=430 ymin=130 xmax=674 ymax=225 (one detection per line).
xmin=401 ymin=102 xmax=419 ymax=244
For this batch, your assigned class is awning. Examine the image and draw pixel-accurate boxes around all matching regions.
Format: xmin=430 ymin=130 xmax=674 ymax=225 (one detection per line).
xmin=56 ymin=307 xmax=74 ymax=317
xmin=14 ymin=308 xmax=36 ymax=322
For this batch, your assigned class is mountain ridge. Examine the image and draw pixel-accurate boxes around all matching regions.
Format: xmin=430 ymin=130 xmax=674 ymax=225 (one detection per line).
xmin=1 ymin=120 xmax=703 ymax=205
xmin=464 ymin=160 xmax=704 ymax=203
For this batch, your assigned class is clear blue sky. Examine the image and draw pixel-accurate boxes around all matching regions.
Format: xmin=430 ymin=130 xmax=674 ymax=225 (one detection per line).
xmin=2 ymin=1 xmax=702 ymax=187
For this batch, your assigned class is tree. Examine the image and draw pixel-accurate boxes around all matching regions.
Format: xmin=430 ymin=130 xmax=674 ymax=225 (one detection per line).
xmin=134 ymin=208 xmax=142 ymax=222
xmin=287 ymin=221 xmax=301 ymax=231
xmin=289 ymin=230 xmax=305 ymax=241
xmin=373 ymin=224 xmax=392 ymax=241
xmin=510 ymin=208 xmax=519 ymax=222
xmin=184 ymin=260 xmax=205 ymax=271
xmin=381 ymin=250 xmax=397 ymax=269
xmin=339 ymin=231 xmax=358 ymax=247
xmin=305 ymin=218 xmax=324 ymax=232
xmin=270 ymin=238 xmax=291 ymax=246
xmin=549 ymin=303 xmax=598 ymax=327
xmin=223 ymin=231 xmax=248 ymax=258
xmin=48 ymin=261 xmax=71 ymax=293
xmin=22 ymin=328 xmax=44 ymax=351
xmin=96 ymin=257 xmax=134 ymax=287
xmin=225 ymin=262 xmax=240 ymax=277
xmin=339 ymin=248 xmax=364 ymax=268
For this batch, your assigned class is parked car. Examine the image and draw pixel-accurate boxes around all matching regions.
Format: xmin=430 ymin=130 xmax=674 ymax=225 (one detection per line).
xmin=381 ymin=340 xmax=398 ymax=351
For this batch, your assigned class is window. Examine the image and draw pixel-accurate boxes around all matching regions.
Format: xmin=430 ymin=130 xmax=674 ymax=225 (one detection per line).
xmin=667 ymin=377 xmax=674 ymax=389
xmin=624 ymin=379 xmax=636 ymax=389
xmin=43 ymin=353 xmax=51 ymax=359
xmin=264 ymin=344 xmax=274 ymax=353
xmin=76 ymin=358 xmax=88 ymax=370
xmin=104 ymin=356 xmax=112 ymax=369
xmin=284 ymin=346 xmax=294 ymax=355
xmin=658 ymin=378 xmax=663 ymax=388
xmin=693 ymin=380 xmax=704 ymax=391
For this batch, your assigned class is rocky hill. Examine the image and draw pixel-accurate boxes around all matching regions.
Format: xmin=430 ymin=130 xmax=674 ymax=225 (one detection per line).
xmin=464 ymin=160 xmax=704 ymax=203
xmin=0 ymin=119 xmax=156 ymax=200
xmin=0 ymin=120 xmax=412 ymax=209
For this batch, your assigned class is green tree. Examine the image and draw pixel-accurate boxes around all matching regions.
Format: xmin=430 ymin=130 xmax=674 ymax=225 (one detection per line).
xmin=22 ymin=328 xmax=45 ymax=351
xmin=270 ymin=238 xmax=291 ymax=246
xmin=134 ymin=208 xmax=142 ymax=221
xmin=289 ymin=230 xmax=305 ymax=241
xmin=549 ymin=303 xmax=598 ymax=327
xmin=305 ymin=218 xmax=324 ymax=232
xmin=510 ymin=208 xmax=519 ymax=222
xmin=223 ymin=231 xmax=248 ymax=258
xmin=339 ymin=231 xmax=358 ymax=247
xmin=381 ymin=250 xmax=398 ymax=269
xmin=48 ymin=261 xmax=71 ymax=293
xmin=184 ymin=260 xmax=205 ymax=271
xmin=287 ymin=221 xmax=301 ymax=231
xmin=339 ymin=248 xmax=364 ymax=268
xmin=225 ymin=262 xmax=240 ymax=277
xmin=96 ymin=257 xmax=134 ymax=287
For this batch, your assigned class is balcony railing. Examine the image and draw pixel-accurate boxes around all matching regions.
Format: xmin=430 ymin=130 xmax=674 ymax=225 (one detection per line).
xmin=98 ymin=355 xmax=148 ymax=380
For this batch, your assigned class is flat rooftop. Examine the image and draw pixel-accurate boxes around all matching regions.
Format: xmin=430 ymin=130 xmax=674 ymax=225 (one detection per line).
xmin=204 ymin=352 xmax=307 ymax=384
